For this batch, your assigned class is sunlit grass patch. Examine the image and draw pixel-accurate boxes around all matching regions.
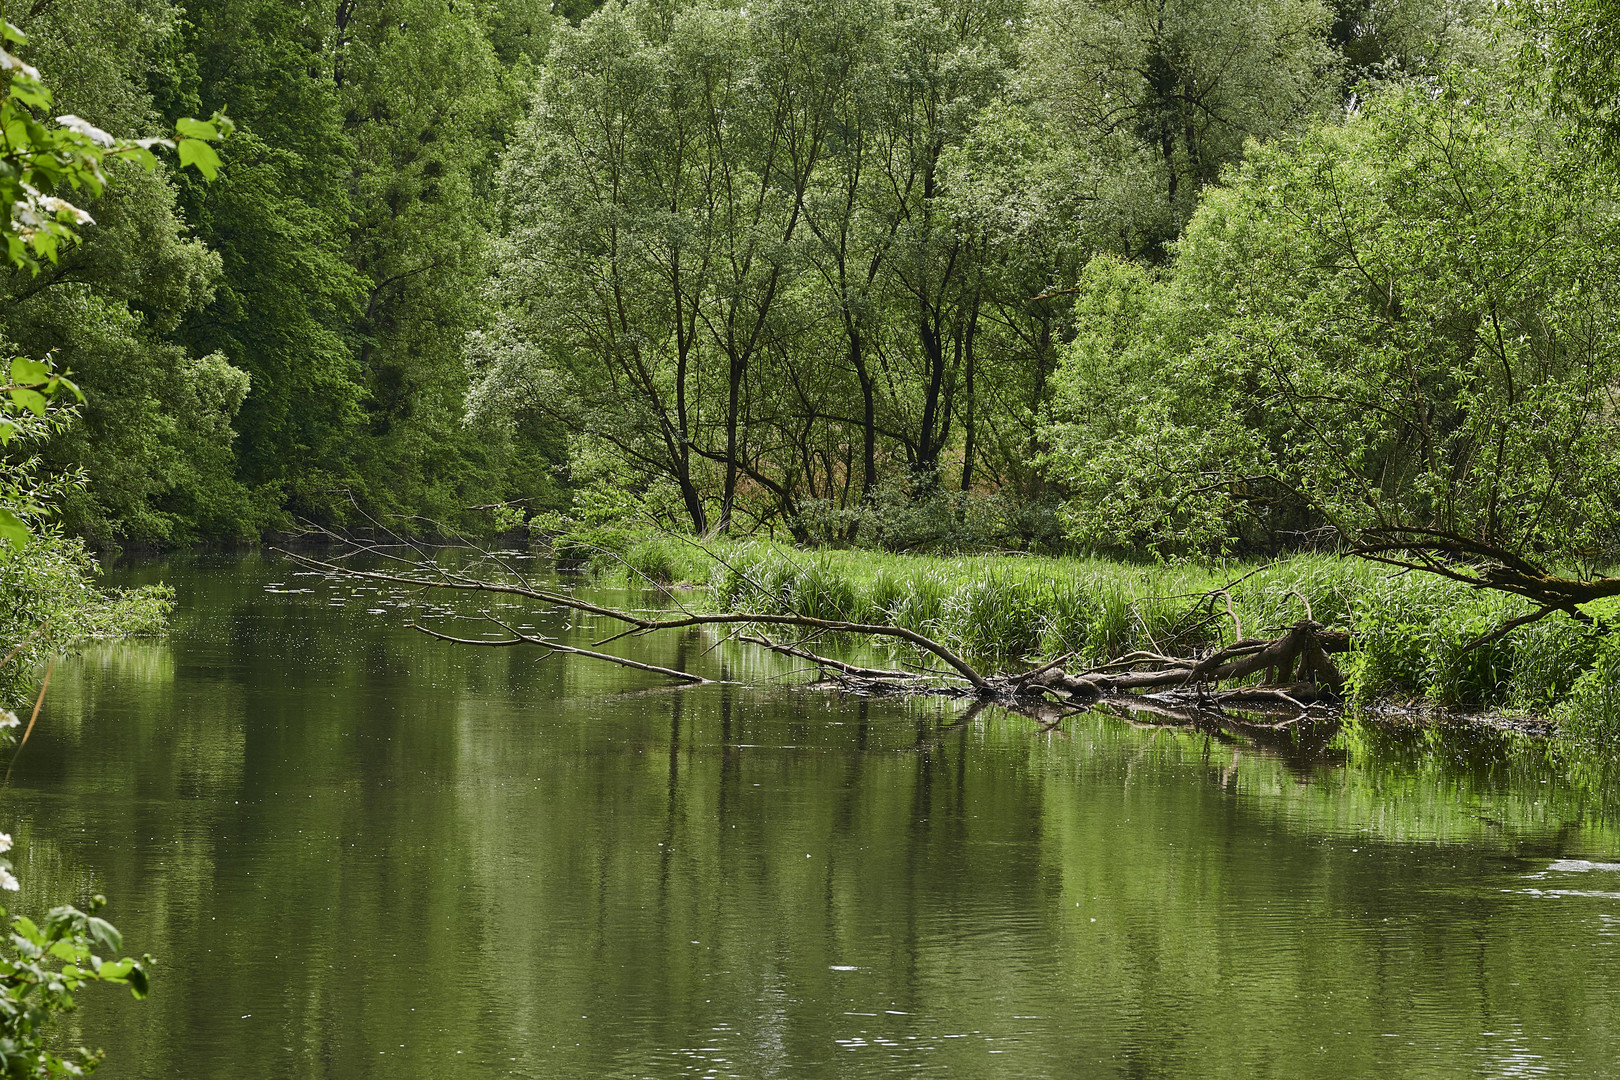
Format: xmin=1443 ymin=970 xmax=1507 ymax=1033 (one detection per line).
xmin=581 ymin=532 xmax=1613 ymax=715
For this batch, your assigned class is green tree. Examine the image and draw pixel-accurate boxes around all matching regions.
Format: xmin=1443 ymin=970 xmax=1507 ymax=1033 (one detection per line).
xmin=1024 ymin=0 xmax=1337 ymax=258
xmin=170 ymin=0 xmax=367 ymax=524
xmin=478 ymin=0 xmax=874 ymax=535
xmin=1046 ymin=84 xmax=1620 ymax=625
xmin=0 ymin=0 xmax=253 ymax=544
xmin=858 ymin=0 xmax=1020 ymax=489
xmin=1520 ymin=0 xmax=1620 ymax=158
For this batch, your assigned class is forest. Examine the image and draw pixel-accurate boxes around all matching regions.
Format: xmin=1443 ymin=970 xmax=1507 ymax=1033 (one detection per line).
xmin=4 ymin=0 xmax=1620 ymax=705
xmin=6 ymin=2 xmax=1620 ymax=1074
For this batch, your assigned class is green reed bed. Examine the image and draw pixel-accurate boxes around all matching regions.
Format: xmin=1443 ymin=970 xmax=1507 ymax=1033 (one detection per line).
xmin=587 ymin=536 xmax=1620 ymax=730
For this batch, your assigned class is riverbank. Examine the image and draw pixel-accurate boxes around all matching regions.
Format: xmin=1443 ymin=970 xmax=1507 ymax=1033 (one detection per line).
xmin=1 ymin=531 xmax=172 ymax=708
xmin=564 ymin=533 xmax=1620 ymax=740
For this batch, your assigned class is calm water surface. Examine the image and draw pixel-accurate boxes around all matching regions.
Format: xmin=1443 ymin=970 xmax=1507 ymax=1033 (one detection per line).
xmin=9 ymin=554 xmax=1620 ymax=1078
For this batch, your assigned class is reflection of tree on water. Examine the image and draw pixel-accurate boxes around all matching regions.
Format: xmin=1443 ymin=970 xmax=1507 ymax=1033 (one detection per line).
xmin=26 ymin=555 xmax=1620 ymax=1080
xmin=658 ymin=690 xmax=682 ymax=901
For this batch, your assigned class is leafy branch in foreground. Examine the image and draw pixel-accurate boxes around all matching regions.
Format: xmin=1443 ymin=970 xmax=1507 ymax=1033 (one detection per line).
xmin=0 ymin=13 xmax=232 ymax=1075
xmin=0 ymin=887 xmax=153 ymax=1078
xmin=0 ymin=13 xmax=231 ymax=559
xmin=0 ymin=696 xmax=153 ymax=1078
xmin=0 ymin=18 xmax=232 ymax=271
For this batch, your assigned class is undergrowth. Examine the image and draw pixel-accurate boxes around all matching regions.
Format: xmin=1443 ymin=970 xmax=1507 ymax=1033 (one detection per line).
xmin=0 ymin=531 xmax=173 ymax=708
xmin=562 ymin=533 xmax=1620 ymax=734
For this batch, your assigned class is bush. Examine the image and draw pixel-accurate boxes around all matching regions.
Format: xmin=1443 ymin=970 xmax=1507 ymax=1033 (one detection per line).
xmin=0 ymin=531 xmax=172 ymax=708
xmin=795 ymin=471 xmax=1062 ymax=554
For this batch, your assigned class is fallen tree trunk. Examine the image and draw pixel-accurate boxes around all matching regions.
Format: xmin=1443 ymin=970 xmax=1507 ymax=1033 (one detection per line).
xmin=1355 ymin=525 xmax=1620 ymax=644
xmin=1034 ymin=620 xmax=1349 ymax=700
xmin=276 ymin=547 xmax=1351 ymax=727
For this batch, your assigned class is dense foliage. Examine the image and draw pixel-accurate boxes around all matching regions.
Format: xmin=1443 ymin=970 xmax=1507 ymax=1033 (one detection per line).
xmin=1 ymin=0 xmax=562 ymax=545
xmin=0 ymin=0 xmax=1548 ymax=553
xmin=6 ymin=0 xmax=1620 ymax=714
xmin=1046 ymin=83 xmax=1620 ymax=563
xmin=473 ymin=0 xmax=1559 ymax=554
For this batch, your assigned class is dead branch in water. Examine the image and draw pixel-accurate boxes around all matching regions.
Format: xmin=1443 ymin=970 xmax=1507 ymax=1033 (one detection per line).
xmin=274 ymin=547 xmax=1352 ymax=726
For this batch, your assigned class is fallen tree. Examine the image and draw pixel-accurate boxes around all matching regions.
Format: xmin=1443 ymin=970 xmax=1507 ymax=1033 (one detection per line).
xmin=1354 ymin=526 xmax=1620 ymax=642
xmin=276 ymin=544 xmax=1351 ymax=728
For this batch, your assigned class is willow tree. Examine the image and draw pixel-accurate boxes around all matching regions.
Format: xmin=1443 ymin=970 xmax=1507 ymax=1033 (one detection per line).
xmin=1521 ymin=0 xmax=1620 ymax=157
xmin=1024 ymin=0 xmax=1337 ymax=257
xmin=474 ymin=0 xmax=874 ymax=534
xmin=1046 ymin=84 xmax=1620 ymax=627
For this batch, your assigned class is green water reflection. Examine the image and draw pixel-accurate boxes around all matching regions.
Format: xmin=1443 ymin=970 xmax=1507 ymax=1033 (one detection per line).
xmin=9 ymin=554 xmax=1620 ymax=1078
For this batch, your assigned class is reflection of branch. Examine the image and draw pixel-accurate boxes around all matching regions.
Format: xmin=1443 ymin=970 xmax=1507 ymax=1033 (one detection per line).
xmin=411 ymin=620 xmax=711 ymax=685
xmin=279 ymin=548 xmax=989 ymax=689
xmin=286 ymin=542 xmax=1384 ymax=740
xmin=738 ymin=633 xmax=931 ymax=682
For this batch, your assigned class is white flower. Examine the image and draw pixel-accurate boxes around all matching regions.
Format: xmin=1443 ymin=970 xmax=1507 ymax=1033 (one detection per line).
xmin=0 ymin=868 xmax=19 ymax=891
xmin=54 ymin=115 xmax=115 ymax=148
xmin=39 ymin=194 xmax=94 ymax=226
xmin=0 ymin=834 xmax=12 ymax=853
xmin=0 ymin=710 xmax=18 ymax=730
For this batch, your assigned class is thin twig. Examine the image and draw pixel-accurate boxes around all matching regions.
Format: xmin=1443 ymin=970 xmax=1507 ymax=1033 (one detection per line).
xmin=5 ymin=657 xmax=54 ymax=787
xmin=410 ymin=623 xmax=712 ymax=684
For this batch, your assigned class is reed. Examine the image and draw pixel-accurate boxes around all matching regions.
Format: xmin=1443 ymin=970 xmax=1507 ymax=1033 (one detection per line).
xmin=586 ymin=536 xmax=1614 ymax=719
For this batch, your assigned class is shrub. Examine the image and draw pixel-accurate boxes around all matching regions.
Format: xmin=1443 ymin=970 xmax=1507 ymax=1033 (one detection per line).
xmin=1511 ymin=618 xmax=1602 ymax=712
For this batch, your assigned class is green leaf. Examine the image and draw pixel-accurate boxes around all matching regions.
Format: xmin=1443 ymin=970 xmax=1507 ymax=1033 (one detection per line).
xmin=7 ymin=387 xmax=46 ymax=415
xmin=84 ymin=917 xmax=120 ymax=955
xmin=46 ymin=941 xmax=78 ymax=963
xmin=49 ymin=373 xmax=83 ymax=403
xmin=176 ymin=139 xmax=220 ymax=180
xmin=126 ymin=964 xmax=148 ymax=999
xmin=10 ymin=356 xmax=48 ymax=385
xmin=174 ymin=117 xmax=218 ymax=140
xmin=9 ymin=81 xmax=49 ymax=110
xmin=0 ymin=509 xmax=27 ymax=556
xmin=0 ymin=416 xmax=17 ymax=444
xmin=11 ymin=917 xmax=42 ymax=948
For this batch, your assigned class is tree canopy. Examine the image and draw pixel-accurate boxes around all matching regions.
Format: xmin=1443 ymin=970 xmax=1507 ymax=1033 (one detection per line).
xmin=4 ymin=0 xmax=1618 ymax=615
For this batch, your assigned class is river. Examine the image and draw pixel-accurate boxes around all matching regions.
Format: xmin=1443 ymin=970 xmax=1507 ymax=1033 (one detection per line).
xmin=9 ymin=553 xmax=1620 ymax=1078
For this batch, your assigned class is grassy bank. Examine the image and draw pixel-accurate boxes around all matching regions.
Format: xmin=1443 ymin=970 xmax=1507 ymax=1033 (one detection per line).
xmin=567 ymin=533 xmax=1620 ymax=736
xmin=1 ymin=533 xmax=173 ymax=708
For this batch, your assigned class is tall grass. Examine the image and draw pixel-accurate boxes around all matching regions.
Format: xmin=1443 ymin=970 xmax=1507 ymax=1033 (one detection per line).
xmin=579 ymin=536 xmax=1613 ymax=721
xmin=701 ymin=544 xmax=1399 ymax=670
xmin=1558 ymin=636 xmax=1620 ymax=743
